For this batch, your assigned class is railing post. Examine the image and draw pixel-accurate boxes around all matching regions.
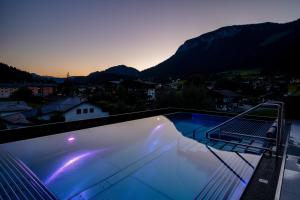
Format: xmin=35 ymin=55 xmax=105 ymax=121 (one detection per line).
xmin=277 ymin=102 xmax=284 ymax=157
xmin=275 ymin=102 xmax=285 ymax=157
xmin=276 ymin=105 xmax=280 ymax=156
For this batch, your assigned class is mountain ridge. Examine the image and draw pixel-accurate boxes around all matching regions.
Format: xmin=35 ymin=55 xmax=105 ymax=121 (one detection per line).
xmin=141 ymin=18 xmax=300 ymax=80
xmin=0 ymin=63 xmax=37 ymax=83
xmin=86 ymin=65 xmax=140 ymax=83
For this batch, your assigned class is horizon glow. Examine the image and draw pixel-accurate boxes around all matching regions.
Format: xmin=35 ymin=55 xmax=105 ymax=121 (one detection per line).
xmin=1 ymin=0 xmax=300 ymax=77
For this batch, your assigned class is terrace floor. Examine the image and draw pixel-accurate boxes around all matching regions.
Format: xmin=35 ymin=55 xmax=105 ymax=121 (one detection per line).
xmin=280 ymin=121 xmax=300 ymax=200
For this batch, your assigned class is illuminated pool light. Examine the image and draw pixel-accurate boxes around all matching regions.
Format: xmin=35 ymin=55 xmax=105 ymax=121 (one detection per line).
xmin=45 ymin=148 xmax=109 ymax=185
xmin=67 ymin=137 xmax=75 ymax=142
xmin=45 ymin=152 xmax=92 ymax=185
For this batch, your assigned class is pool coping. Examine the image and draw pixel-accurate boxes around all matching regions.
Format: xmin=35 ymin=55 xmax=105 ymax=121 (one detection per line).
xmin=0 ymin=107 xmax=277 ymax=144
xmin=0 ymin=108 xmax=238 ymax=144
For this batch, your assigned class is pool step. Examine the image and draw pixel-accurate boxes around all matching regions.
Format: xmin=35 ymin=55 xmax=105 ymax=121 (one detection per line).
xmin=192 ymin=128 xmax=269 ymax=155
xmin=198 ymin=137 xmax=267 ymax=154
xmin=70 ymin=141 xmax=176 ymax=200
xmin=0 ymin=148 xmax=57 ymax=200
xmin=245 ymin=140 xmax=265 ymax=154
xmin=195 ymin=147 xmax=253 ymax=199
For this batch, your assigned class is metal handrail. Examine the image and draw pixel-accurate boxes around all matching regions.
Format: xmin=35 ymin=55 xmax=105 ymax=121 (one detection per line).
xmin=205 ymin=102 xmax=280 ymax=138
xmin=190 ymin=103 xmax=265 ymax=139
xmin=192 ymin=101 xmax=284 ymax=155
xmin=205 ymin=103 xmax=266 ymax=137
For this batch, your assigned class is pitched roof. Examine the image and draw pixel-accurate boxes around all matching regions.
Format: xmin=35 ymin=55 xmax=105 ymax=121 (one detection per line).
xmin=1 ymin=112 xmax=31 ymax=125
xmin=212 ymin=90 xmax=239 ymax=97
xmin=0 ymin=101 xmax=32 ymax=113
xmin=121 ymin=80 xmax=157 ymax=88
xmin=22 ymin=109 xmax=39 ymax=118
xmin=109 ymin=80 xmax=122 ymax=84
xmin=0 ymin=83 xmax=56 ymax=88
xmin=41 ymin=97 xmax=85 ymax=114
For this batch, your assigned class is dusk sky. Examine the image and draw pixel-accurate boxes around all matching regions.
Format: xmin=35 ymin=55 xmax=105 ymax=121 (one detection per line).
xmin=1 ymin=0 xmax=300 ymax=77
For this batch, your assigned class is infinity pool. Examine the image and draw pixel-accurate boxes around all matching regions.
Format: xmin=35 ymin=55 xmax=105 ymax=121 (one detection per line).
xmin=166 ymin=112 xmax=229 ymax=138
xmin=0 ymin=113 xmax=261 ymax=200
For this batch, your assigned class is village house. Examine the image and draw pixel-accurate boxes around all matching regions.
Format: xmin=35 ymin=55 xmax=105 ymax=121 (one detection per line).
xmin=0 ymin=83 xmax=56 ymax=98
xmin=28 ymin=83 xmax=56 ymax=97
xmin=210 ymin=89 xmax=240 ymax=111
xmin=0 ymin=101 xmax=32 ymax=117
xmin=121 ymin=80 xmax=157 ymax=101
xmin=38 ymin=97 xmax=109 ymax=122
xmin=0 ymin=101 xmax=32 ymax=129
xmin=102 ymin=80 xmax=122 ymax=96
xmin=0 ymin=84 xmax=18 ymax=98
xmin=0 ymin=112 xmax=31 ymax=129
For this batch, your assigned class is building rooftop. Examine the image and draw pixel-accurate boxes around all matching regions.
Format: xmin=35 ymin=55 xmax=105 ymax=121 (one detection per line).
xmin=0 ymin=112 xmax=31 ymax=125
xmin=0 ymin=101 xmax=32 ymax=113
xmin=41 ymin=97 xmax=85 ymax=114
xmin=212 ymin=90 xmax=240 ymax=97
xmin=0 ymin=83 xmax=56 ymax=88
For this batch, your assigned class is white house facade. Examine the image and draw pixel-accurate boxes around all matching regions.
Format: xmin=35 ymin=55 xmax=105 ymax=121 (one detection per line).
xmin=147 ymin=88 xmax=156 ymax=100
xmin=64 ymin=102 xmax=108 ymax=121
xmin=39 ymin=102 xmax=109 ymax=122
xmin=0 ymin=87 xmax=18 ymax=98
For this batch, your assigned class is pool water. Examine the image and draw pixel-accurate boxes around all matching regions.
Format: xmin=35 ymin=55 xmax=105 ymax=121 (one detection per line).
xmin=0 ymin=113 xmax=261 ymax=200
xmin=166 ymin=113 xmax=228 ymax=139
